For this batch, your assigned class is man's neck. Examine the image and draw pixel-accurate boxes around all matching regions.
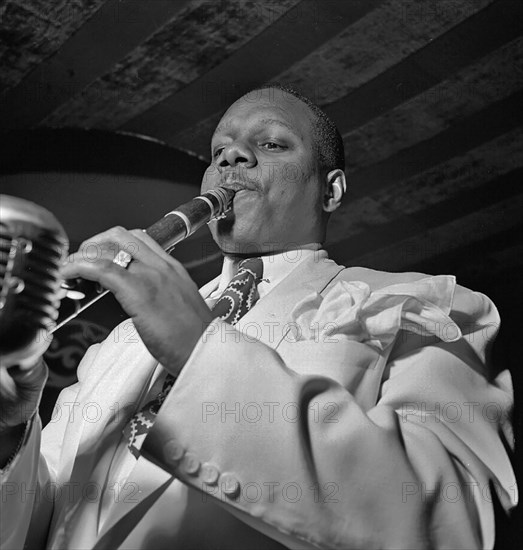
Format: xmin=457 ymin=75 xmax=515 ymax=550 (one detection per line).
xmin=221 ymin=242 xmax=322 ymax=261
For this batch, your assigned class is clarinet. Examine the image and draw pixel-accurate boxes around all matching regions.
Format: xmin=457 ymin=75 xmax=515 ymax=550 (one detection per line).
xmin=54 ymin=187 xmax=235 ymax=333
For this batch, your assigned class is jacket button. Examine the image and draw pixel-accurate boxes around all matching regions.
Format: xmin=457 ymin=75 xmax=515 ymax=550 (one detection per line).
xmin=181 ymin=452 xmax=200 ymax=475
xmin=200 ymin=463 xmax=220 ymax=485
xmin=164 ymin=439 xmax=184 ymax=465
xmin=221 ymin=473 xmax=240 ymax=498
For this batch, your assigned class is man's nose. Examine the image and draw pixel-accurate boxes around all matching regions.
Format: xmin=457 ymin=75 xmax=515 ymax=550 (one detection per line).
xmin=218 ymin=143 xmax=256 ymax=168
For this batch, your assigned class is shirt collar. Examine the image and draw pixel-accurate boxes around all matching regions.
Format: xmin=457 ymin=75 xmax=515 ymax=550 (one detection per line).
xmin=206 ymin=243 xmax=323 ymax=300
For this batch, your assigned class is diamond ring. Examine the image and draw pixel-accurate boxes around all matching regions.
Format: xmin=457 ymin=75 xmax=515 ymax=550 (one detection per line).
xmin=113 ymin=249 xmax=133 ymax=268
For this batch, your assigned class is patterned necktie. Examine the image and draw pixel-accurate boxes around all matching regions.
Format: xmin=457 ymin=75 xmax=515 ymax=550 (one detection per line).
xmin=210 ymin=257 xmax=264 ymax=324
xmin=124 ymin=257 xmax=264 ymax=457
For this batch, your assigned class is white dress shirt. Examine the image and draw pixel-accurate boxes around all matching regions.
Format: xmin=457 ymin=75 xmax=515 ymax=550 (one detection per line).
xmin=201 ymin=243 xmax=323 ymax=303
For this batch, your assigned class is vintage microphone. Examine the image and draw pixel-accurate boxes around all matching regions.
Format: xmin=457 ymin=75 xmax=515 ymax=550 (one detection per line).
xmin=0 ymin=195 xmax=68 ymax=368
xmin=0 ymin=187 xmax=235 ymax=366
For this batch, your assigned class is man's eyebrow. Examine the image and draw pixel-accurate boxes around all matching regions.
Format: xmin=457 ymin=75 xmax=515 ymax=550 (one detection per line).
xmin=212 ymin=118 xmax=303 ymax=140
xmin=212 ymin=123 xmax=227 ymax=137
xmin=258 ymin=118 xmax=302 ymax=139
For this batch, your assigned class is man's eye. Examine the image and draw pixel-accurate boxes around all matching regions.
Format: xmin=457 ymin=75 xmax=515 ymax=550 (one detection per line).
xmin=262 ymin=142 xmax=286 ymax=151
xmin=213 ymin=146 xmax=225 ymax=158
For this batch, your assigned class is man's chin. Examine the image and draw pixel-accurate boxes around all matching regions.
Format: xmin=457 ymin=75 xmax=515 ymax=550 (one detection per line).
xmin=213 ymin=226 xmax=264 ymax=256
xmin=210 ymin=213 xmax=279 ymax=255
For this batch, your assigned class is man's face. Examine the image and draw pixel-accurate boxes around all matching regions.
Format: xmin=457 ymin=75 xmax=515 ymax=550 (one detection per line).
xmin=201 ymin=88 xmax=324 ymax=255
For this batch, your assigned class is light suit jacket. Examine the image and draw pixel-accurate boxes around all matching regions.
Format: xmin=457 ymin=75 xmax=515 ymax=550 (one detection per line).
xmin=0 ymin=252 xmax=517 ymax=549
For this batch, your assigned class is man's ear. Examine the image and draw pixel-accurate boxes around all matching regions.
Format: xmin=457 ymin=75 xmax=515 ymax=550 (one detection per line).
xmin=323 ymin=169 xmax=346 ymax=213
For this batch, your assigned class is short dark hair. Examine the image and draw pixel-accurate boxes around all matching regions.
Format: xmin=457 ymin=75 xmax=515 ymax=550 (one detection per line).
xmin=244 ymin=83 xmax=345 ymax=173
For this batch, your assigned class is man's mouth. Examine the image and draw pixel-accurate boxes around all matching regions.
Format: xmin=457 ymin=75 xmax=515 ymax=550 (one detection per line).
xmin=219 ymin=175 xmax=258 ymax=192
xmin=219 ymin=182 xmax=252 ymax=193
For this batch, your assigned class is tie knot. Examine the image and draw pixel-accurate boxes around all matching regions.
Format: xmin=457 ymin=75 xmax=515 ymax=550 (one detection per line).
xmin=238 ymin=257 xmax=263 ymax=281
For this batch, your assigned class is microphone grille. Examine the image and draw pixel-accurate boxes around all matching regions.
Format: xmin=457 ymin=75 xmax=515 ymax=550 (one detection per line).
xmin=0 ymin=195 xmax=68 ymax=365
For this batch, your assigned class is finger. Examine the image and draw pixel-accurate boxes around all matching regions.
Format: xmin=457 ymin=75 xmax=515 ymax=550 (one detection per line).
xmin=129 ymin=229 xmax=172 ymax=258
xmin=59 ymin=227 xmax=192 ymax=311
xmin=61 ymin=255 xmax=130 ymax=291
xmin=75 ymin=226 xmax=133 ymax=249
xmin=82 ymin=226 xmax=168 ymax=271
xmin=61 ymin=243 xmax=172 ymax=305
xmin=128 ymin=229 xmax=187 ymax=275
xmin=62 ymin=242 xmax=124 ymax=278
xmin=61 ymin=227 xmax=154 ymax=280
xmin=68 ymin=227 xmax=141 ymax=263
xmin=124 ymin=234 xmax=203 ymax=306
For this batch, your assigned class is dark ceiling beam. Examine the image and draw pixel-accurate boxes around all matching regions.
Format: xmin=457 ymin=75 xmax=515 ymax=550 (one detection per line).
xmin=41 ymin=0 xmax=304 ymax=129
xmin=326 ymin=0 xmax=523 ymax=136
xmin=0 ymin=0 xmax=106 ymax=91
xmin=121 ymin=0 xmax=385 ymax=139
xmin=263 ymin=0 xmax=495 ymax=106
xmin=328 ymin=167 xmax=523 ymax=262
xmin=328 ymin=126 xmax=523 ymax=241
xmin=326 ymin=125 xmax=523 ymax=268
xmin=0 ymin=0 xmax=192 ymax=129
xmin=347 ymin=89 xmax=523 ymax=199
xmin=344 ymin=36 xmax=523 ymax=171
xmin=333 ymin=192 xmax=523 ymax=272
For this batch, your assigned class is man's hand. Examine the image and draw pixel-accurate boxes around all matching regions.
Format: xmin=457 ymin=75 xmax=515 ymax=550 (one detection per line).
xmin=0 ymin=360 xmax=48 ymax=430
xmin=0 ymin=360 xmax=48 ymax=467
xmin=61 ymin=227 xmax=214 ymax=376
